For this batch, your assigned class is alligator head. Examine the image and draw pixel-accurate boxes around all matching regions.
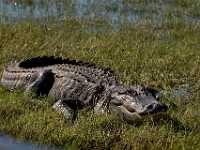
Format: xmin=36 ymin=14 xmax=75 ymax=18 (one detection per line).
xmin=107 ymin=85 xmax=168 ymax=123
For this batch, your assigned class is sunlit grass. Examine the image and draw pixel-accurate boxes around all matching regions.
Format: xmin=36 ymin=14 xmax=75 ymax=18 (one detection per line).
xmin=0 ymin=17 xmax=200 ymax=149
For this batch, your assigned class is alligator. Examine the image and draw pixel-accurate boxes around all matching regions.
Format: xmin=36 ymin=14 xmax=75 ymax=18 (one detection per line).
xmin=1 ymin=56 xmax=168 ymax=123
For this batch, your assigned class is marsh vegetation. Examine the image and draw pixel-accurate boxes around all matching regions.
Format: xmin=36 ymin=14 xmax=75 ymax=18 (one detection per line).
xmin=0 ymin=0 xmax=200 ymax=149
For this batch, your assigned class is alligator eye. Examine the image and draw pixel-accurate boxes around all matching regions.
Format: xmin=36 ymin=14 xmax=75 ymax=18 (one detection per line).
xmin=26 ymin=74 xmax=31 ymax=80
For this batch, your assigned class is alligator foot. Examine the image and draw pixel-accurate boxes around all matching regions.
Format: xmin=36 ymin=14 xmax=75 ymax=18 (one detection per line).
xmin=53 ymin=99 xmax=74 ymax=120
xmin=53 ymin=98 xmax=85 ymax=121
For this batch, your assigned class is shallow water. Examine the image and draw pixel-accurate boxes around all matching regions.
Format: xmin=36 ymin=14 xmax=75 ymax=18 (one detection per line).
xmin=0 ymin=0 xmax=141 ymax=26
xmin=161 ymin=83 xmax=192 ymax=101
xmin=171 ymin=84 xmax=191 ymax=98
xmin=0 ymin=134 xmax=61 ymax=150
xmin=1 ymin=0 xmax=199 ymax=28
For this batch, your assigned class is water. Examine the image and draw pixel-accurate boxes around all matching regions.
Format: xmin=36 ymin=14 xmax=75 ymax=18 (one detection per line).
xmin=0 ymin=134 xmax=61 ymax=150
xmin=171 ymin=84 xmax=191 ymax=98
xmin=161 ymin=83 xmax=192 ymax=101
xmin=0 ymin=0 xmax=142 ymax=27
xmin=1 ymin=0 xmax=199 ymax=28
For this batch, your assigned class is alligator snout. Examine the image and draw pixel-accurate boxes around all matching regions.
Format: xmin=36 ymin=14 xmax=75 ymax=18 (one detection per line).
xmin=145 ymin=103 xmax=168 ymax=114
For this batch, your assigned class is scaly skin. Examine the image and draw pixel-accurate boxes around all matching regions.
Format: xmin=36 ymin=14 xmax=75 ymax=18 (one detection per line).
xmin=1 ymin=56 xmax=168 ymax=122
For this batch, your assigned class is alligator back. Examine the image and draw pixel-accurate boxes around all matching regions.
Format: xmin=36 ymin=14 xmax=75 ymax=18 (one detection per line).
xmin=1 ymin=56 xmax=118 ymax=104
xmin=19 ymin=56 xmax=117 ymax=85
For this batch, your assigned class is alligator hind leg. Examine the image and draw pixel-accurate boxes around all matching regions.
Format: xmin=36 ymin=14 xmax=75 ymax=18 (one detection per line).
xmin=26 ymin=69 xmax=55 ymax=96
xmin=53 ymin=98 xmax=85 ymax=121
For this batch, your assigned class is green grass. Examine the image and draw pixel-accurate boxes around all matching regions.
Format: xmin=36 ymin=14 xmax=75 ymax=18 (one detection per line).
xmin=1 ymin=18 xmax=200 ymax=149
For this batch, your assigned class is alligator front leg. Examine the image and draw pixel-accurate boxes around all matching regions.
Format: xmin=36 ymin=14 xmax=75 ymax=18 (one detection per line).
xmin=53 ymin=100 xmax=74 ymax=120
xmin=53 ymin=98 xmax=85 ymax=120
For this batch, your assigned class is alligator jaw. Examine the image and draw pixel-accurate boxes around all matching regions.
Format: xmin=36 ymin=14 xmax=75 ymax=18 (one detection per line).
xmin=120 ymin=106 xmax=141 ymax=118
xmin=109 ymin=105 xmax=142 ymax=122
xmin=119 ymin=104 xmax=168 ymax=123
